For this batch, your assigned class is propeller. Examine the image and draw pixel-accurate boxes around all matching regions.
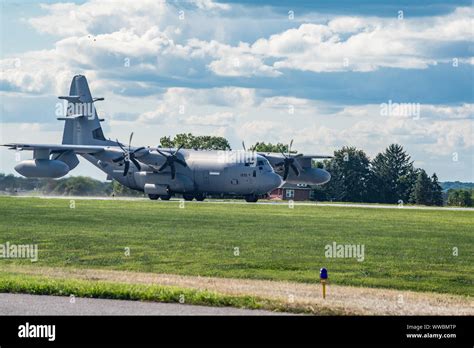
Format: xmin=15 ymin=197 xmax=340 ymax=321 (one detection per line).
xmin=156 ymin=144 xmax=187 ymax=180
xmin=242 ymin=141 xmax=256 ymax=152
xmin=275 ymin=139 xmax=303 ymax=180
xmin=113 ymin=132 xmax=145 ymax=176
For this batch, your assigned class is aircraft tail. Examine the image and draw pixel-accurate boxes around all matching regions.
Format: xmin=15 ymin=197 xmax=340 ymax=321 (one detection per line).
xmin=59 ymin=75 xmax=113 ymax=146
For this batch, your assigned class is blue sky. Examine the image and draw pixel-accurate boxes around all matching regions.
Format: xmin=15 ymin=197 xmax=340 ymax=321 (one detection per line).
xmin=0 ymin=0 xmax=473 ymax=181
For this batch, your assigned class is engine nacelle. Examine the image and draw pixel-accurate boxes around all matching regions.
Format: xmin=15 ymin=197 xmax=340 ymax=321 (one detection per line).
xmin=14 ymin=159 xmax=70 ymax=178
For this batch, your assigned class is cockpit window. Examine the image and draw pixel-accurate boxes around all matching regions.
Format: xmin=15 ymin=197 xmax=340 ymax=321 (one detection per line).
xmin=243 ymin=158 xmax=270 ymax=167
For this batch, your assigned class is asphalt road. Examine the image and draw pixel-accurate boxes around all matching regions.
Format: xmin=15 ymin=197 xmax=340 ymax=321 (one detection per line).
xmin=12 ymin=195 xmax=474 ymax=211
xmin=0 ymin=293 xmax=282 ymax=316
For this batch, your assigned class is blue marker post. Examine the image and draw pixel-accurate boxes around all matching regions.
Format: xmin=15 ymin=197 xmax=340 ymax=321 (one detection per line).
xmin=320 ymin=267 xmax=328 ymax=299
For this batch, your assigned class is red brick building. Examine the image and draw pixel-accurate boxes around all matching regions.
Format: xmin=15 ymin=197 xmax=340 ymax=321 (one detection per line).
xmin=269 ymin=183 xmax=313 ymax=201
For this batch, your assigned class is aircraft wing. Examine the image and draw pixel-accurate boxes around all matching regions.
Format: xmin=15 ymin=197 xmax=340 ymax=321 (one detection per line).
xmin=258 ymin=152 xmax=333 ymax=169
xmin=258 ymin=152 xmax=332 ymax=159
xmin=2 ymin=143 xmax=108 ymax=154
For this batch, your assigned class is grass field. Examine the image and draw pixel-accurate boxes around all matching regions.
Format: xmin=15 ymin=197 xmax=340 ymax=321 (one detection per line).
xmin=0 ymin=196 xmax=472 ymax=297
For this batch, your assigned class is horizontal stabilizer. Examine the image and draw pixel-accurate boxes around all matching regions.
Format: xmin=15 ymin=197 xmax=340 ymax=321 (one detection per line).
xmin=58 ymin=95 xmax=82 ymax=103
xmin=2 ymin=143 xmax=108 ymax=154
xmin=57 ymin=113 xmax=88 ymax=120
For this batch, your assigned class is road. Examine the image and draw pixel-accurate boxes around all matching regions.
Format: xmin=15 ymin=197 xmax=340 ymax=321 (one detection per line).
xmin=0 ymin=293 xmax=284 ymax=316
xmin=9 ymin=194 xmax=474 ymax=211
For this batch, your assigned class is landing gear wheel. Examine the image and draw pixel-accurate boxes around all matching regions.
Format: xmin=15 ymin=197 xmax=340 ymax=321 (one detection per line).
xmin=245 ymin=195 xmax=258 ymax=203
xmin=148 ymin=194 xmax=159 ymax=200
xmin=183 ymin=194 xmax=194 ymax=201
xmin=195 ymin=194 xmax=205 ymax=202
xmin=160 ymin=195 xmax=171 ymax=201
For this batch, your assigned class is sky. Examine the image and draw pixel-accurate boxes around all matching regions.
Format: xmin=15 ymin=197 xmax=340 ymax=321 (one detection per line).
xmin=0 ymin=0 xmax=473 ymax=181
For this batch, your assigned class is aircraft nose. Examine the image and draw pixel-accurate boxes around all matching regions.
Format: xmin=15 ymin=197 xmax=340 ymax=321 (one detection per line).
xmin=270 ymin=172 xmax=283 ymax=189
xmin=259 ymin=172 xmax=282 ymax=193
xmin=320 ymin=169 xmax=331 ymax=184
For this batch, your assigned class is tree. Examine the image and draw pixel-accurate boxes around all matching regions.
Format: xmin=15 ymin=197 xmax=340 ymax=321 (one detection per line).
xmin=370 ymin=144 xmax=416 ymax=204
xmin=409 ymin=170 xmax=432 ymax=205
xmin=49 ymin=176 xmax=112 ymax=196
xmin=159 ymin=133 xmax=231 ymax=150
xmin=249 ymin=142 xmax=290 ymax=153
xmin=111 ymin=180 xmax=143 ymax=197
xmin=430 ymin=173 xmax=444 ymax=206
xmin=447 ymin=189 xmax=473 ymax=207
xmin=314 ymin=146 xmax=372 ymax=202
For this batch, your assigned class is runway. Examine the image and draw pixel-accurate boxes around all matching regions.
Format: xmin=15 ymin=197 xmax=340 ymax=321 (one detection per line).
xmin=8 ymin=194 xmax=474 ymax=211
xmin=0 ymin=293 xmax=283 ymax=316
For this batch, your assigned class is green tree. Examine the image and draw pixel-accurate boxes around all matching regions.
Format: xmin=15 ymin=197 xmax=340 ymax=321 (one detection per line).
xmin=249 ymin=142 xmax=290 ymax=153
xmin=447 ymin=189 xmax=473 ymax=207
xmin=159 ymin=133 xmax=231 ymax=150
xmin=50 ymin=176 xmax=111 ymax=196
xmin=430 ymin=173 xmax=444 ymax=206
xmin=409 ymin=169 xmax=433 ymax=205
xmin=370 ymin=144 xmax=416 ymax=204
xmin=314 ymin=146 xmax=372 ymax=202
xmin=111 ymin=180 xmax=143 ymax=197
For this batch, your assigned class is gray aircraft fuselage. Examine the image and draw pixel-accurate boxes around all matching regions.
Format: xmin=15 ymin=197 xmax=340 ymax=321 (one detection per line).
xmin=84 ymin=147 xmax=282 ymax=199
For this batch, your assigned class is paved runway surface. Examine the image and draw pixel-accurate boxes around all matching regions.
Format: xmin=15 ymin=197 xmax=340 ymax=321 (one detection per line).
xmin=12 ymin=195 xmax=474 ymax=211
xmin=0 ymin=293 xmax=281 ymax=316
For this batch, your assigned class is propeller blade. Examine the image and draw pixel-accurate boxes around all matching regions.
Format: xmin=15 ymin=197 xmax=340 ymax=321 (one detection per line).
xmin=242 ymin=141 xmax=246 ymax=151
xmin=133 ymin=147 xmax=145 ymax=154
xmin=130 ymin=157 xmax=141 ymax=171
xmin=288 ymin=139 xmax=293 ymax=156
xmin=170 ymin=162 xmax=176 ymax=180
xmin=283 ymin=165 xmax=290 ymax=180
xmin=123 ymin=160 xmax=130 ymax=176
xmin=116 ymin=139 xmax=126 ymax=152
xmin=175 ymin=143 xmax=184 ymax=154
xmin=175 ymin=158 xmax=187 ymax=167
xmin=156 ymin=149 xmax=168 ymax=157
xmin=112 ymin=155 xmax=125 ymax=163
xmin=290 ymin=163 xmax=300 ymax=176
xmin=128 ymin=132 xmax=134 ymax=152
xmin=158 ymin=162 xmax=168 ymax=172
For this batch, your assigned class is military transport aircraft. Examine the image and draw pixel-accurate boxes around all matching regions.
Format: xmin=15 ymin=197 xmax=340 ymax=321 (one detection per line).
xmin=3 ymin=75 xmax=331 ymax=202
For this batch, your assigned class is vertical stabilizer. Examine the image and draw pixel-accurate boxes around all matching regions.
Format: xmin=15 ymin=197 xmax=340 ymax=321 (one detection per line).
xmin=59 ymin=75 xmax=112 ymax=145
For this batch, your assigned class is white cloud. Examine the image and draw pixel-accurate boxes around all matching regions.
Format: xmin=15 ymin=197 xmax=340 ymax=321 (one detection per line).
xmin=183 ymin=111 xmax=235 ymax=126
xmin=1 ymin=4 xmax=472 ymax=96
xmin=134 ymin=86 xmax=255 ymax=124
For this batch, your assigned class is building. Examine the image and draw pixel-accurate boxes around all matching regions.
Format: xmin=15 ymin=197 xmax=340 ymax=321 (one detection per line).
xmin=269 ymin=183 xmax=313 ymax=201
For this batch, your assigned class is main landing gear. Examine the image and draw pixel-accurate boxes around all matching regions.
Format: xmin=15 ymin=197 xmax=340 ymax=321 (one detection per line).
xmin=182 ymin=193 xmax=206 ymax=201
xmin=244 ymin=194 xmax=259 ymax=203
xmin=148 ymin=194 xmax=171 ymax=200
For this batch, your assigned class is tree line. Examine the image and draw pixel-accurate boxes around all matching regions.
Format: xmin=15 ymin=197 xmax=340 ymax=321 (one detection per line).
xmin=0 ymin=174 xmax=143 ymax=197
xmin=311 ymin=144 xmax=444 ymax=205
xmin=251 ymin=141 xmax=472 ymax=207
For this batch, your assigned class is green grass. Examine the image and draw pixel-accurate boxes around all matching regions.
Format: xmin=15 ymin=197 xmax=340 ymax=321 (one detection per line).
xmin=0 ymin=196 xmax=472 ymax=296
